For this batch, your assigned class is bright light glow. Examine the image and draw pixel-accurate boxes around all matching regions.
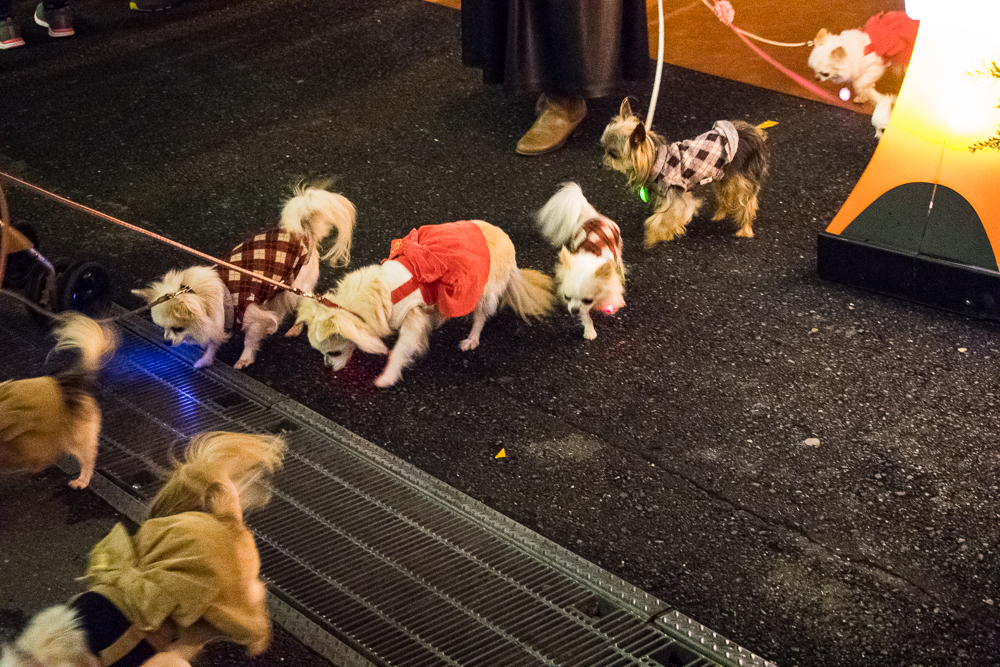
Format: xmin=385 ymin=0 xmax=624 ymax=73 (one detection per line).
xmin=639 ymin=187 xmax=649 ymax=203
xmin=906 ymin=0 xmax=1000 ymax=22
xmin=839 ymin=87 xmax=851 ymax=102
xmin=602 ymin=304 xmax=619 ymax=315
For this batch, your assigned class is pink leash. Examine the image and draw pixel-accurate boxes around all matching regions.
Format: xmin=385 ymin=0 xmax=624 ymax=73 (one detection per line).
xmin=708 ymin=0 xmax=857 ymax=111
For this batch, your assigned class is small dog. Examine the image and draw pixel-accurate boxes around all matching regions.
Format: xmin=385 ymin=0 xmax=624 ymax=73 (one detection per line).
xmin=808 ymin=11 xmax=919 ymax=137
xmin=133 ymin=182 xmax=356 ymax=369
xmin=295 ymin=219 xmax=553 ymax=387
xmin=0 ymin=312 xmax=116 ymax=489
xmin=1 ymin=431 xmax=286 ymax=667
xmin=536 ymin=182 xmax=624 ymax=340
xmin=601 ymin=98 xmax=770 ymax=247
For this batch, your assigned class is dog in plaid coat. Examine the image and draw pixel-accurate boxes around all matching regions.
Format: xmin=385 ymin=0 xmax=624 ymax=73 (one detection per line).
xmin=601 ymin=99 xmax=770 ymax=246
xmin=134 ymin=182 xmax=356 ymax=369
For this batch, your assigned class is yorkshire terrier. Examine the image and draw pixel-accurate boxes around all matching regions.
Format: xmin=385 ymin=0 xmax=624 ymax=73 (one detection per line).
xmin=0 ymin=312 xmax=116 ymax=489
xmin=2 ymin=431 xmax=286 ymax=667
xmin=536 ymin=182 xmax=624 ymax=340
xmin=601 ymin=98 xmax=770 ymax=247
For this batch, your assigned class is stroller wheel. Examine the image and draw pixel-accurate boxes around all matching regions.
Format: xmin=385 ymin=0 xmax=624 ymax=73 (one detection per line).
xmin=58 ymin=260 xmax=112 ymax=318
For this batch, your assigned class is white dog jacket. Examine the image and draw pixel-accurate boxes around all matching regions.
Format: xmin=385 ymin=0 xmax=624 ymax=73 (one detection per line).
xmin=652 ymin=120 xmax=739 ymax=193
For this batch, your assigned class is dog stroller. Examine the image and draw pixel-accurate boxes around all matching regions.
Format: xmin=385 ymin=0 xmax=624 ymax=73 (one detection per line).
xmin=1 ymin=199 xmax=113 ymax=324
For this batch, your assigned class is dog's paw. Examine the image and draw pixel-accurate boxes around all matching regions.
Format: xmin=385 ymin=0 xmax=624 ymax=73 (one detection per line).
xmin=459 ymin=337 xmax=480 ymax=351
xmin=193 ymin=356 xmax=214 ymax=369
xmin=68 ymin=478 xmax=89 ymax=490
xmin=735 ymin=227 xmax=754 ymax=238
xmin=285 ymin=322 xmax=304 ymax=337
xmin=583 ymin=327 xmax=597 ymax=340
xmin=233 ymin=357 xmax=255 ymax=370
xmin=374 ymin=371 xmax=401 ymax=388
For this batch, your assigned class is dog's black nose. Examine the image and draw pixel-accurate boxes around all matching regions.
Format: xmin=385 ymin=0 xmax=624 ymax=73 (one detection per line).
xmin=569 ymin=306 xmax=579 ymax=315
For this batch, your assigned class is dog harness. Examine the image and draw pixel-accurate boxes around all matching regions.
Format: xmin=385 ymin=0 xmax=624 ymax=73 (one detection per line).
xmin=571 ymin=216 xmax=624 ymax=278
xmin=863 ymin=11 xmax=919 ymax=68
xmin=69 ymin=591 xmax=157 ymax=667
xmin=385 ymin=221 xmax=491 ymax=318
xmin=652 ymin=120 xmax=739 ymax=194
xmin=217 ymin=228 xmax=310 ymax=327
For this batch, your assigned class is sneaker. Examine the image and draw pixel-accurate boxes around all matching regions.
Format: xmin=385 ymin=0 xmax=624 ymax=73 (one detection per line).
xmin=130 ymin=0 xmax=179 ymax=11
xmin=34 ymin=3 xmax=74 ymax=37
xmin=0 ymin=17 xmax=25 ymax=49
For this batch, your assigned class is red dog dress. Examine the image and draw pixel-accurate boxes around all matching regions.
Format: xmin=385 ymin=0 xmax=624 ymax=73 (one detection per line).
xmin=863 ymin=11 xmax=919 ymax=69
xmin=386 ymin=221 xmax=491 ymax=318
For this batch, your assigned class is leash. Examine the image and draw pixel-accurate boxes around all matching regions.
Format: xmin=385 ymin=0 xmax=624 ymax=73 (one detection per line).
xmin=0 ymin=172 xmax=365 ymax=322
xmin=702 ymin=0 xmax=856 ymax=111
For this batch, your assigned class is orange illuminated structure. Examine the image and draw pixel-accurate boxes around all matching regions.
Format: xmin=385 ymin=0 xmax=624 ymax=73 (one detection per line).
xmin=817 ymin=0 xmax=1000 ymax=319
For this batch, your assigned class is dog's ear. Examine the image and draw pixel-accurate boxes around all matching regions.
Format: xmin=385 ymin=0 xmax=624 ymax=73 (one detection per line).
xmin=338 ymin=317 xmax=389 ymax=356
xmin=629 ymin=122 xmax=647 ymax=149
xmin=619 ymin=97 xmax=633 ymax=118
xmin=132 ymin=286 xmax=158 ymax=303
xmin=558 ymin=246 xmax=574 ymax=267
xmin=596 ymin=260 xmax=615 ymax=280
xmin=296 ymin=297 xmax=320 ymax=324
xmin=830 ymin=45 xmax=846 ymax=62
xmin=814 ymin=28 xmax=828 ymax=44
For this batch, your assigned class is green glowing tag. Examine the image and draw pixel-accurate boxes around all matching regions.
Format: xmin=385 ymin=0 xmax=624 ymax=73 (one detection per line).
xmin=639 ymin=187 xmax=648 ymax=203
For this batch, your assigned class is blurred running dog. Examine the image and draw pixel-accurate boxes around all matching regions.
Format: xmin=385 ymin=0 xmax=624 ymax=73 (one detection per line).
xmin=0 ymin=431 xmax=286 ymax=667
xmin=601 ymin=99 xmax=770 ymax=246
xmin=536 ymin=182 xmax=624 ymax=340
xmin=0 ymin=312 xmax=116 ymax=489
xmin=133 ymin=182 xmax=356 ymax=369
xmin=296 ymin=219 xmax=553 ymax=387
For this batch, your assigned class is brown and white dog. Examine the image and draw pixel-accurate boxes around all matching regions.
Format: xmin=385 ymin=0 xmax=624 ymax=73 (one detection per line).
xmin=0 ymin=312 xmax=116 ymax=489
xmin=1 ymin=431 xmax=286 ymax=667
xmin=536 ymin=182 xmax=625 ymax=340
xmin=601 ymin=99 xmax=770 ymax=246
xmin=133 ymin=182 xmax=356 ymax=370
xmin=295 ymin=220 xmax=553 ymax=387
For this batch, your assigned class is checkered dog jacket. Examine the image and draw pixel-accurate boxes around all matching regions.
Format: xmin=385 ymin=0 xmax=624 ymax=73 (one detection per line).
xmin=652 ymin=120 xmax=739 ymax=194
xmin=217 ymin=228 xmax=309 ymax=327
xmin=571 ymin=216 xmax=624 ymax=278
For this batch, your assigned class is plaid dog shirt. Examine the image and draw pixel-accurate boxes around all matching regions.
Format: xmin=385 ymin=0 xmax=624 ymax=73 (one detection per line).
xmin=217 ymin=228 xmax=309 ymax=327
xmin=571 ymin=216 xmax=624 ymax=278
xmin=652 ymin=120 xmax=739 ymax=194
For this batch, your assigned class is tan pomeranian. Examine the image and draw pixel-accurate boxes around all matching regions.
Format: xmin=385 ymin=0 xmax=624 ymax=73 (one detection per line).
xmin=0 ymin=312 xmax=116 ymax=489
xmin=133 ymin=181 xmax=356 ymax=370
xmin=295 ymin=220 xmax=553 ymax=387
xmin=1 ymin=431 xmax=286 ymax=667
xmin=536 ymin=182 xmax=624 ymax=340
xmin=601 ymin=98 xmax=769 ymax=246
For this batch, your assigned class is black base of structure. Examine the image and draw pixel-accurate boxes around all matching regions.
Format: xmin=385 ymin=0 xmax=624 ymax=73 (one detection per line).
xmin=817 ymin=232 xmax=1000 ymax=321
xmin=817 ymin=182 xmax=1000 ymax=322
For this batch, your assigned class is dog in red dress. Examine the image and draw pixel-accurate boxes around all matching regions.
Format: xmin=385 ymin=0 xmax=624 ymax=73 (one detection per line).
xmin=808 ymin=11 xmax=919 ymax=137
xmin=295 ymin=220 xmax=553 ymax=387
xmin=133 ymin=182 xmax=356 ymax=369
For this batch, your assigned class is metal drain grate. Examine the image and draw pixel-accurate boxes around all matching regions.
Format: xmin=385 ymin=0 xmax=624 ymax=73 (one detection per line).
xmin=0 ymin=306 xmax=777 ymax=667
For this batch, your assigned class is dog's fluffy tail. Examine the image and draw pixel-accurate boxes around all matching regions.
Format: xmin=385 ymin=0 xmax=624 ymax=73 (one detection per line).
xmin=49 ymin=312 xmax=117 ymax=413
xmin=1 ymin=605 xmax=91 ymax=667
xmin=535 ymin=182 xmax=600 ymax=248
xmin=280 ymin=181 xmax=357 ymax=268
xmin=52 ymin=311 xmax=117 ymax=377
xmin=501 ymin=268 xmax=554 ymax=321
xmin=148 ymin=431 xmax=287 ymax=521
xmin=729 ymin=121 xmax=770 ymax=186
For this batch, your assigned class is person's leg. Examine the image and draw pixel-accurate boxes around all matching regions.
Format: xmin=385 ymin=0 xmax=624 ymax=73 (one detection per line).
xmin=34 ymin=0 xmax=74 ymax=38
xmin=0 ymin=0 xmax=25 ymax=49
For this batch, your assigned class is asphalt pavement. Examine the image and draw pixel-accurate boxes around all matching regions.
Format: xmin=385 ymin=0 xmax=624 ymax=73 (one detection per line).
xmin=1 ymin=1 xmax=998 ymax=666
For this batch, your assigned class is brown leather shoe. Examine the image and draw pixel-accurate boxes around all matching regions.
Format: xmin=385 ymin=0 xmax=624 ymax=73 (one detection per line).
xmin=516 ymin=94 xmax=587 ymax=156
